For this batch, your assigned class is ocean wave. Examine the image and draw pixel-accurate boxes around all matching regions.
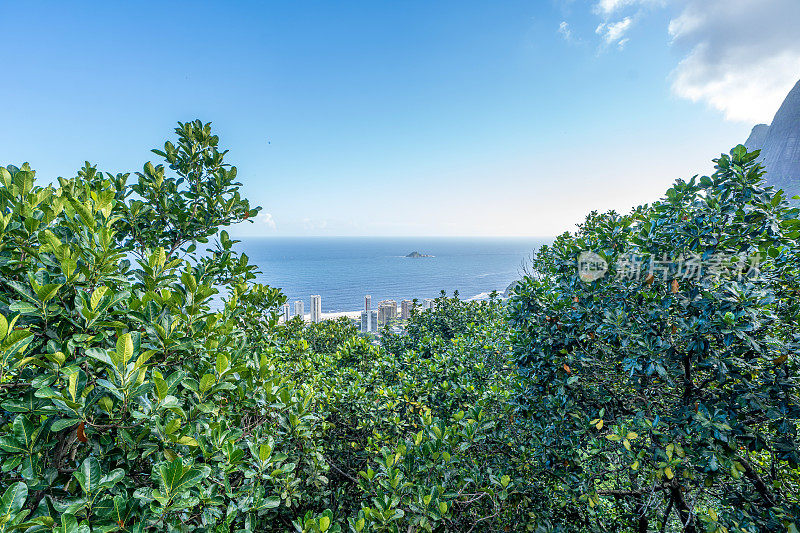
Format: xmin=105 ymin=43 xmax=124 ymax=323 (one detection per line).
xmin=465 ymin=291 xmax=495 ymax=301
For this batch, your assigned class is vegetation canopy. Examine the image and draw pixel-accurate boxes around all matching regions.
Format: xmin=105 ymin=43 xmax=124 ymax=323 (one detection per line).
xmin=0 ymin=123 xmax=798 ymax=532
xmin=507 ymin=145 xmax=800 ymax=532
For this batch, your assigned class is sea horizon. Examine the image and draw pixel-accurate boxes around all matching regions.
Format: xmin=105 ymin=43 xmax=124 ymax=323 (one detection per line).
xmin=236 ymin=236 xmax=551 ymax=313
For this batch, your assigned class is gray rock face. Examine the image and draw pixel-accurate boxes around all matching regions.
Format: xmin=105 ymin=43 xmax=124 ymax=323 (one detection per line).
xmin=745 ymin=124 xmax=769 ymax=151
xmin=749 ymin=79 xmax=800 ymax=201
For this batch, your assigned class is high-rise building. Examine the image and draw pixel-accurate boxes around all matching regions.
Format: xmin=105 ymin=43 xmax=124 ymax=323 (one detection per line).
xmin=378 ymin=300 xmax=397 ymax=326
xmin=365 ymin=295 xmax=371 ymax=311
xmin=361 ymin=308 xmax=379 ymax=333
xmin=282 ymin=303 xmax=291 ymax=322
xmin=423 ymin=298 xmax=435 ymax=310
xmin=401 ymin=299 xmax=413 ymax=320
xmin=310 ymin=295 xmax=322 ymax=323
xmin=294 ymin=300 xmax=304 ymax=320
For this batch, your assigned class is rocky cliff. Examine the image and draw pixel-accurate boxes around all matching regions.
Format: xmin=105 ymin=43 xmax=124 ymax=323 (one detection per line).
xmin=746 ymin=79 xmax=800 ymax=201
xmin=745 ymin=123 xmax=769 ymax=151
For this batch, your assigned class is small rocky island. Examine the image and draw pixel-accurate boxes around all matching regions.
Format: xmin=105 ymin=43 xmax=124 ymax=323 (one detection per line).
xmin=406 ymin=251 xmax=434 ymax=258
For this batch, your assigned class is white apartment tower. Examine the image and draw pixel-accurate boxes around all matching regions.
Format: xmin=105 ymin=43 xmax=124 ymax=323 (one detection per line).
xmin=401 ymin=300 xmax=413 ymax=320
xmin=310 ymin=295 xmax=322 ymax=323
xmin=361 ymin=295 xmax=377 ymax=333
xmin=282 ymin=303 xmax=291 ymax=322
xmin=378 ymin=300 xmax=397 ymax=326
xmin=294 ymin=300 xmax=304 ymax=320
xmin=361 ymin=295 xmax=373 ymax=332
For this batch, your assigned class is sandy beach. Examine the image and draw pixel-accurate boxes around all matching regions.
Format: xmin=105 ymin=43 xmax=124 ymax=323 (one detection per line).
xmin=281 ymin=310 xmax=361 ymax=323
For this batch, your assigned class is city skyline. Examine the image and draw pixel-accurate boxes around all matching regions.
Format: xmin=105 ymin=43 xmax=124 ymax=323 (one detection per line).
xmin=282 ymin=292 xmax=439 ymax=331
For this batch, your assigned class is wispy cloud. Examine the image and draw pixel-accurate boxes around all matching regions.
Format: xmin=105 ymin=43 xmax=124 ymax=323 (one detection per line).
xmin=596 ymin=17 xmax=632 ymax=48
xmin=590 ymin=0 xmax=666 ymax=50
xmin=594 ymin=0 xmax=664 ymax=16
xmin=254 ymin=211 xmax=277 ymax=230
xmin=558 ymin=21 xmax=572 ymax=42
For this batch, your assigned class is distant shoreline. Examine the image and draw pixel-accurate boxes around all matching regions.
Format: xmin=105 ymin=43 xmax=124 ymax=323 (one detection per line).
xmin=282 ymin=290 xmax=509 ymax=323
xmin=283 ymin=310 xmax=362 ymax=323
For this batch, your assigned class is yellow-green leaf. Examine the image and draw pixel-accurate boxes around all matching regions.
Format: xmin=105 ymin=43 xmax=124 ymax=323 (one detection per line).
xmin=36 ymin=283 xmax=62 ymax=303
xmin=216 ymin=353 xmax=229 ymax=375
xmin=98 ymin=396 xmax=114 ymax=414
xmin=319 ymin=516 xmax=330 ymax=532
xmin=135 ymin=350 xmax=156 ymax=370
xmin=90 ymin=286 xmax=108 ymax=310
xmin=117 ymin=333 xmax=133 ymax=366
xmin=68 ymin=372 xmax=78 ymax=402
xmin=199 ymin=374 xmax=216 ymax=393
xmin=259 ymin=444 xmax=272 ymax=463
xmin=46 ymin=351 xmax=66 ymax=366
xmin=153 ymin=374 xmax=168 ymax=401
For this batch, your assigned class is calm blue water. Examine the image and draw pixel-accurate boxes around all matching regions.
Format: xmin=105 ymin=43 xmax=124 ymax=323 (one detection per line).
xmin=238 ymin=237 xmax=548 ymax=312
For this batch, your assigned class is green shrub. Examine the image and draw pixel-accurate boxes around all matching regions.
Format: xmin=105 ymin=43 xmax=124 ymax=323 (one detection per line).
xmin=0 ymin=122 xmax=325 ymax=532
xmin=0 ymin=123 xmax=533 ymax=532
xmin=507 ymin=145 xmax=800 ymax=532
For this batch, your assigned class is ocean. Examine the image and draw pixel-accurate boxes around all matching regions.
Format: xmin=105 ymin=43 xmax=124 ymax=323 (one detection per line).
xmin=239 ymin=237 xmax=549 ymax=313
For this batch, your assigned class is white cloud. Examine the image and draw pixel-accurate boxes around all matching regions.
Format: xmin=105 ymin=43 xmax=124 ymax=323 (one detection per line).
xmin=596 ymin=17 xmax=633 ymax=47
xmin=668 ymin=0 xmax=800 ymax=123
xmin=558 ymin=21 xmax=572 ymax=41
xmin=583 ymin=0 xmax=800 ymax=122
xmin=594 ymin=0 xmax=664 ymax=16
xmin=254 ymin=211 xmax=277 ymax=230
xmin=595 ymin=0 xmax=636 ymax=15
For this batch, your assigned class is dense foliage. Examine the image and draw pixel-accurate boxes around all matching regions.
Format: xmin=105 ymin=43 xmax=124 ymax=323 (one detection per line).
xmin=507 ymin=145 xmax=800 ymax=532
xmin=0 ymin=124 xmax=535 ymax=532
xmin=1 ymin=124 xmax=797 ymax=533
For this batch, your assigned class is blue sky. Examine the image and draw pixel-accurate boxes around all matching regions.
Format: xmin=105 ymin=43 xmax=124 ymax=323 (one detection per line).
xmin=2 ymin=1 xmax=798 ymax=236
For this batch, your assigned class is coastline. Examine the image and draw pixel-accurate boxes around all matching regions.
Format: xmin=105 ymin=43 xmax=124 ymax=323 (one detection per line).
xmin=282 ymin=310 xmax=362 ymax=323
xmin=280 ymin=290 xmax=509 ymax=324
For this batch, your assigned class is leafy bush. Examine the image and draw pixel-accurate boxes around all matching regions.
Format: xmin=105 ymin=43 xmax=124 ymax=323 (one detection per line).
xmin=0 ymin=123 xmax=534 ymax=532
xmin=0 ymin=122 xmax=303 ymax=532
xmin=507 ymin=145 xmax=800 ymax=532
